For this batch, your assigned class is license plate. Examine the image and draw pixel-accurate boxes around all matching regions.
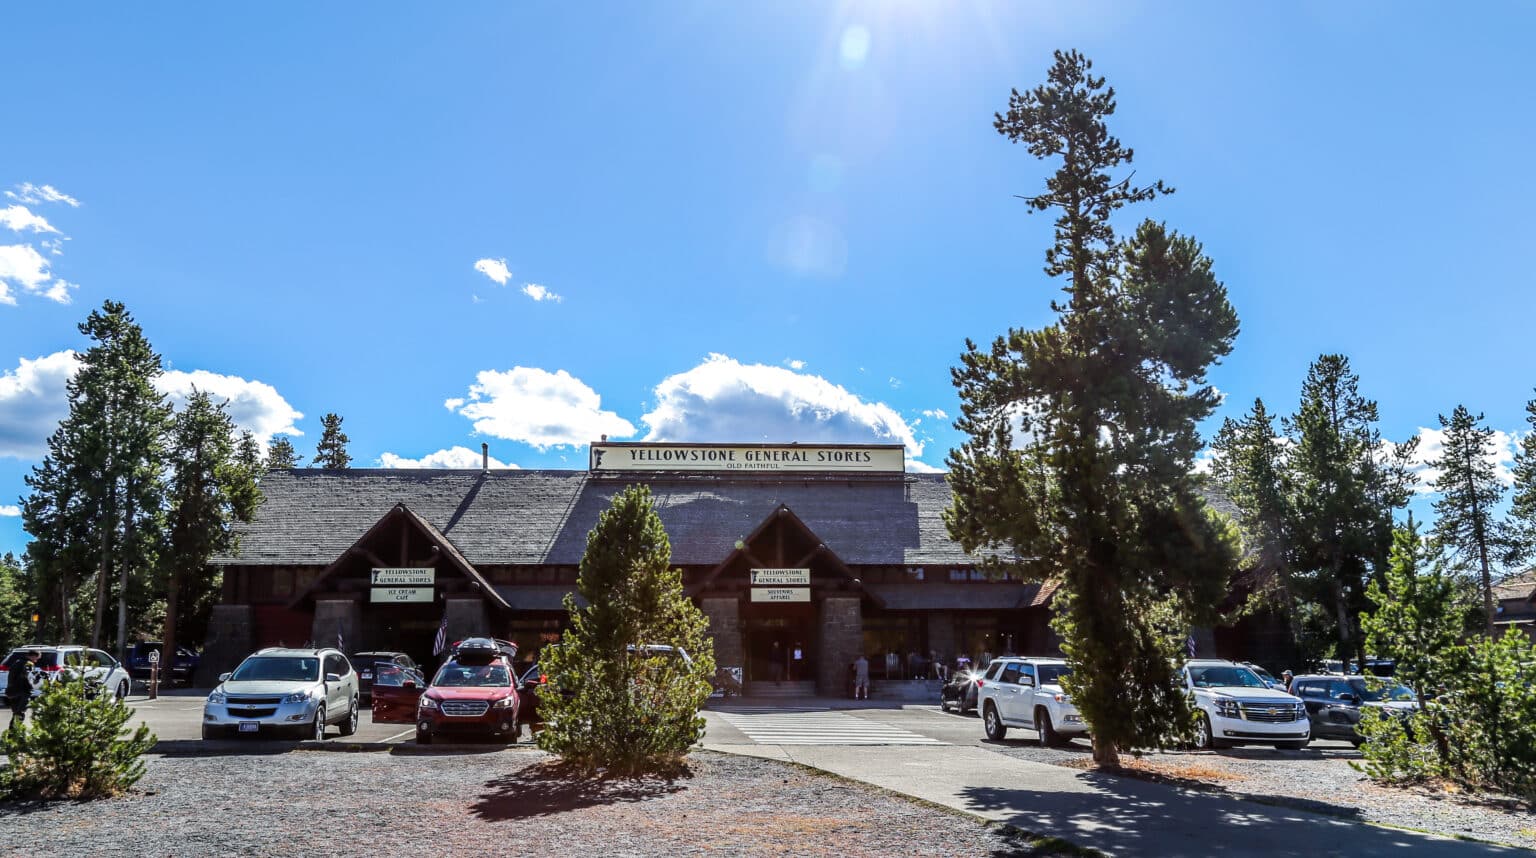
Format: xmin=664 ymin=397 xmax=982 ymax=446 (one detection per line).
xmin=238 ymin=721 xmax=259 ymax=733
xmin=360 ymin=671 xmax=373 ymax=679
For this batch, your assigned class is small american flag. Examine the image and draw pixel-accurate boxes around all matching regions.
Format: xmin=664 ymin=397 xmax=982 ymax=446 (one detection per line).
xmin=432 ymin=616 xmax=449 ymax=656
xmin=337 ymin=626 xmax=344 ymax=652
xmin=1186 ymin=634 xmax=1197 ymax=658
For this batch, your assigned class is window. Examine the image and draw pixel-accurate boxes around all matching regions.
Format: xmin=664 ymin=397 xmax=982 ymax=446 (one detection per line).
xmin=88 ymin=649 xmax=114 ymax=668
xmin=1000 ymin=663 xmax=1024 ymax=685
xmin=325 ymin=654 xmax=349 ymax=677
xmin=984 ymin=662 xmax=1005 ymax=681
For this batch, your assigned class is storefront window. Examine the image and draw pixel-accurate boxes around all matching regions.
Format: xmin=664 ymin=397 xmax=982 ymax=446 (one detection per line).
xmin=861 ymin=614 xmax=926 ymax=679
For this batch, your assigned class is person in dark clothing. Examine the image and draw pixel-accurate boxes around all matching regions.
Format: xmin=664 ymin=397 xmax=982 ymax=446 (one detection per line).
xmin=6 ymin=649 xmax=41 ymax=731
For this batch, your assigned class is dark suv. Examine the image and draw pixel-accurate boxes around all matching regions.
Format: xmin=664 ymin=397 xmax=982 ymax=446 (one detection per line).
xmin=128 ymin=642 xmax=199 ymax=685
xmin=1289 ymin=674 xmax=1418 ymax=744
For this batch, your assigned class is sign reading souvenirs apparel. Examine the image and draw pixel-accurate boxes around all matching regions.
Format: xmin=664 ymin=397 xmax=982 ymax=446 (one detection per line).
xmin=750 ymin=587 xmax=811 ymax=603
xmin=751 ymin=568 xmax=810 ymax=586
xmin=371 ymin=568 xmax=435 ymax=586
xmin=589 ymin=443 xmax=905 ymax=474
xmin=371 ymin=587 xmax=434 ymax=603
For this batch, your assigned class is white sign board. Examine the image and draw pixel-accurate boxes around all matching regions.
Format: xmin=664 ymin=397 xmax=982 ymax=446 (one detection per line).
xmin=751 ymin=568 xmax=810 ymax=586
xmin=371 ymin=568 xmax=435 ymax=586
xmin=590 ymin=443 xmax=905 ymax=474
xmin=750 ymin=587 xmax=811 ymax=603
xmin=370 ymin=587 xmax=434 ymax=604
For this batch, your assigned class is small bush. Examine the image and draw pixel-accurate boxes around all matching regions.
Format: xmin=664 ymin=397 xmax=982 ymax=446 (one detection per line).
xmin=1 ymin=676 xmax=157 ymax=799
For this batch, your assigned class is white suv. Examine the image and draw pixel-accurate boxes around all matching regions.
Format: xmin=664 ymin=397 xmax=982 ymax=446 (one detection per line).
xmin=203 ymin=648 xmax=359 ymax=740
xmin=1182 ymin=659 xmax=1309 ymax=750
xmin=977 ymin=656 xmax=1087 ymax=746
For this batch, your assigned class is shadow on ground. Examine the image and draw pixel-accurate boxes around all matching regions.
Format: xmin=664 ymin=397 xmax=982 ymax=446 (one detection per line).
xmin=471 ymin=760 xmax=691 ymax=821
xmin=957 ymin=776 xmax=1518 ymax=857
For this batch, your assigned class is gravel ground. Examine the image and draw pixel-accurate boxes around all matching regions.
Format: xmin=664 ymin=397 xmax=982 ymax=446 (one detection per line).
xmin=990 ymin=737 xmax=1536 ymax=850
xmin=0 ymin=748 xmax=1069 ymax=857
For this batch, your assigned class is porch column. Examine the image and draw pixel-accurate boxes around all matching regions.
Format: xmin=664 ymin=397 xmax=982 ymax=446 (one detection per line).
xmin=312 ymin=598 xmax=360 ymax=652
xmin=197 ymin=604 xmax=253 ymax=686
xmin=817 ymin=595 xmax=862 ymax=696
xmin=700 ymin=596 xmax=743 ymax=674
xmin=444 ymin=596 xmax=490 ymax=644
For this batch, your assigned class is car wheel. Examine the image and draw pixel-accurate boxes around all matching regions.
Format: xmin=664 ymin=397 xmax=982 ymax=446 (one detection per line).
xmin=416 ymin=729 xmax=432 ymax=745
xmin=1194 ymin=712 xmax=1226 ymax=750
xmin=201 ymin=725 xmax=219 ymax=740
xmin=339 ymin=697 xmax=359 ymax=737
xmin=311 ymin=706 xmax=326 ymax=741
xmin=1037 ymin=707 xmax=1065 ymax=747
xmin=983 ymin=703 xmax=1008 ymax=741
xmin=116 ymin=679 xmax=129 ymax=702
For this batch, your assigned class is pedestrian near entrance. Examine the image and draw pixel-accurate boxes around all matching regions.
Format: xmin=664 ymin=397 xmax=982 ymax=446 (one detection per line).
xmin=5 ymin=649 xmax=41 ymax=732
xmin=853 ymin=654 xmax=870 ymax=700
xmin=770 ymin=641 xmax=784 ymax=682
xmin=791 ymin=641 xmax=804 ymax=681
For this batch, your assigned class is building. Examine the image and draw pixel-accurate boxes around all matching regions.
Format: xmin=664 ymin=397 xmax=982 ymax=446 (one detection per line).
xmin=202 ymin=443 xmax=1058 ymax=693
xmin=1493 ymin=569 xmax=1536 ymax=642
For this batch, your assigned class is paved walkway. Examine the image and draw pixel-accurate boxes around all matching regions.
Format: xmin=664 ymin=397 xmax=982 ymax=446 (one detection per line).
xmin=701 ymin=704 xmax=1516 ymax=857
xmin=714 ymin=707 xmax=944 ymax=746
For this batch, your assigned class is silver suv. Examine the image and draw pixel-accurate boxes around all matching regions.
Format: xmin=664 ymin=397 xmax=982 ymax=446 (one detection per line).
xmin=202 ymin=648 xmax=359 ymax=740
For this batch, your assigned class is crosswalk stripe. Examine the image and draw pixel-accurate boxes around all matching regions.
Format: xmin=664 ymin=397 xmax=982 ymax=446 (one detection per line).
xmin=717 ymin=710 xmax=945 ymax=746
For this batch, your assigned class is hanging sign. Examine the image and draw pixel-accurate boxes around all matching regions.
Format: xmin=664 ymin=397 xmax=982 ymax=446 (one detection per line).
xmin=371 ymin=587 xmax=434 ymax=603
xmin=590 ymin=443 xmax=905 ymax=473
xmin=751 ymin=568 xmax=810 ymax=586
xmin=371 ymin=568 xmax=435 ymax=586
xmin=750 ymin=587 xmax=811 ymax=603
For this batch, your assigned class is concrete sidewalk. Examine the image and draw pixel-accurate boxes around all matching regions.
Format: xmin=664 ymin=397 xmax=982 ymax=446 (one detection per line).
xmin=701 ymin=738 xmax=1514 ymax=856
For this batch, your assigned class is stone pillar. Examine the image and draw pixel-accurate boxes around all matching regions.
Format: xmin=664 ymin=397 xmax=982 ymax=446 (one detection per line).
xmin=445 ymin=596 xmax=490 ymax=644
xmin=312 ymin=598 xmax=361 ymax=652
xmin=817 ymin=595 xmax=863 ymax=696
xmin=926 ymin=611 xmax=957 ymax=665
xmin=700 ymin=596 xmax=742 ymax=674
xmin=197 ymin=604 xmax=253 ymax=687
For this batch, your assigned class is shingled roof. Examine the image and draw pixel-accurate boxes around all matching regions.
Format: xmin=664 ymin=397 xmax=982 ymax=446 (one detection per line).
xmin=220 ymin=469 xmax=978 ymax=568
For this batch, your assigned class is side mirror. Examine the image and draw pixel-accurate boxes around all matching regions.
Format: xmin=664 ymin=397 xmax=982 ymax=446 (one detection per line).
xmin=1020 ymin=676 xmax=1035 ymax=687
xmin=219 ymin=672 xmax=232 ymax=683
xmin=402 ymin=680 xmax=417 ymax=690
xmin=1339 ymin=694 xmax=1359 ymax=705
xmin=325 ymin=673 xmax=342 ymax=683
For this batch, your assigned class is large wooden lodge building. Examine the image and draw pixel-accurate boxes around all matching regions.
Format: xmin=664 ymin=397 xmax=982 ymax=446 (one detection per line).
xmin=203 ymin=442 xmax=1259 ymax=692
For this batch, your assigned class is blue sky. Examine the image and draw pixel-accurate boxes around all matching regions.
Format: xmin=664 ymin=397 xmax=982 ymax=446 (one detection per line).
xmin=3 ymin=2 xmax=1534 ymax=557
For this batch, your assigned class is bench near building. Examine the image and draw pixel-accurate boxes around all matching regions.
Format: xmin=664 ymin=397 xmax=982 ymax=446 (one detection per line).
xmin=201 ymin=442 xmax=1060 ymax=694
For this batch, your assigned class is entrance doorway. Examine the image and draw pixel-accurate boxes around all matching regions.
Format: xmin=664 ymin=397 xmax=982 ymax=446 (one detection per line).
xmin=743 ymin=606 xmax=814 ymax=684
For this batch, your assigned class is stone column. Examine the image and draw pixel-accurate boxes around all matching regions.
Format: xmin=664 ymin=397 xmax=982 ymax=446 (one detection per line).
xmin=197 ymin=604 xmax=253 ymax=686
xmin=817 ymin=595 xmax=863 ymax=696
xmin=312 ymin=598 xmax=360 ymax=652
xmin=926 ymin=611 xmax=957 ymax=666
xmin=444 ymin=596 xmax=490 ymax=643
xmin=700 ymin=596 xmax=742 ymax=673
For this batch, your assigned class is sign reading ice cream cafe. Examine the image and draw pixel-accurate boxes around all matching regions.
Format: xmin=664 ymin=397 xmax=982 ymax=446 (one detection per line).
xmin=589 ymin=443 xmax=905 ymax=474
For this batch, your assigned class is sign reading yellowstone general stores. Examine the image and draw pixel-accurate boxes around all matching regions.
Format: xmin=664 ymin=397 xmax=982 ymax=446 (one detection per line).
xmin=589 ymin=443 xmax=905 ymax=474
xmin=371 ymin=568 xmax=435 ymax=587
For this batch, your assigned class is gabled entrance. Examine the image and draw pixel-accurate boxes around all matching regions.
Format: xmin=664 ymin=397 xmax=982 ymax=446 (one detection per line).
xmin=691 ymin=504 xmax=880 ymax=696
xmin=289 ymin=503 xmax=506 ymax=668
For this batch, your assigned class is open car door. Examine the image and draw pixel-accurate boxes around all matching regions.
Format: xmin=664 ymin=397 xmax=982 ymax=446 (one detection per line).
xmin=370 ymin=664 xmax=425 ymax=724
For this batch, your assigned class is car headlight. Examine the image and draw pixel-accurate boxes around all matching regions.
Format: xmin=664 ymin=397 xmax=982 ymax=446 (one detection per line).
xmin=283 ymin=690 xmax=313 ymax=704
xmin=1215 ymin=699 xmax=1240 ymax=718
xmin=419 ymin=696 xmax=439 ymax=710
xmin=494 ymin=695 xmax=517 ymax=709
xmin=207 ymin=689 xmax=226 ymax=705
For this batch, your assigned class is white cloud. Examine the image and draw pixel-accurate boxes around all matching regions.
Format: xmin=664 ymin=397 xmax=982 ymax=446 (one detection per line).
xmin=785 ymin=359 xmax=806 ymax=370
xmin=0 ymin=244 xmax=53 ymax=294
xmin=521 ymin=283 xmax=562 ymax=303
xmin=378 ymin=446 xmax=520 ymax=470
xmin=443 ymin=397 xmax=465 ymax=411
xmin=449 ymin=367 xmax=636 ymax=451
xmin=6 ymin=183 xmax=79 ymax=207
xmin=156 ymin=369 xmax=304 ymax=446
xmin=906 ymin=459 xmax=943 ymax=474
xmin=473 ymin=258 xmax=512 ymax=285
xmin=0 ymin=504 xmax=20 ymax=517
xmin=0 ymin=205 xmax=59 ymax=234
xmin=922 ymin=408 xmax=948 ymax=420
xmin=1396 ymin=426 xmax=1519 ymax=495
xmin=0 ymin=351 xmax=77 ymax=459
xmin=640 ymin=354 xmax=925 ymax=460
xmin=40 ymin=279 xmax=76 ymax=305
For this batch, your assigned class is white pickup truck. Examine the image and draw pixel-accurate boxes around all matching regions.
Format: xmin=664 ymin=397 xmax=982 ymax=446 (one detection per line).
xmin=976 ymin=656 xmax=1087 ymax=746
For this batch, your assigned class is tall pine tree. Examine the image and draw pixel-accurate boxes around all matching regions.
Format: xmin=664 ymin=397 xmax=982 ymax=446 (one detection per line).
xmin=22 ymin=301 xmax=170 ymax=655
xmin=311 ymin=413 xmax=351 ymax=469
xmin=265 ymin=436 xmax=299 ymax=470
xmin=946 ymin=51 xmax=1240 ymax=768
xmin=1430 ymin=405 xmax=1515 ymax=635
xmin=161 ymin=391 xmax=262 ymax=675
xmin=1508 ymin=392 xmax=1536 ymax=567
xmin=1282 ymin=355 xmax=1416 ymax=670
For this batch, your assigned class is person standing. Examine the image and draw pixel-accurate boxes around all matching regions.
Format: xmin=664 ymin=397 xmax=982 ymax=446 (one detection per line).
xmin=770 ymin=641 xmax=784 ymax=682
xmin=853 ymin=654 xmax=870 ymax=700
xmin=5 ymin=649 xmax=41 ymax=732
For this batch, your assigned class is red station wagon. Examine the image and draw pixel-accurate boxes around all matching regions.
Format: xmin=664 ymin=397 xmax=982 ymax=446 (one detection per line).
xmin=372 ymin=654 xmax=521 ymax=744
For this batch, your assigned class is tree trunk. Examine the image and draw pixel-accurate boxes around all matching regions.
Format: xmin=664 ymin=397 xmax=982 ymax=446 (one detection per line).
xmin=163 ymin=566 xmax=179 ymax=689
xmin=117 ymin=492 xmax=135 ymax=662
xmin=1092 ymin=735 xmax=1121 ymax=769
xmin=92 ymin=515 xmax=110 ymax=649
